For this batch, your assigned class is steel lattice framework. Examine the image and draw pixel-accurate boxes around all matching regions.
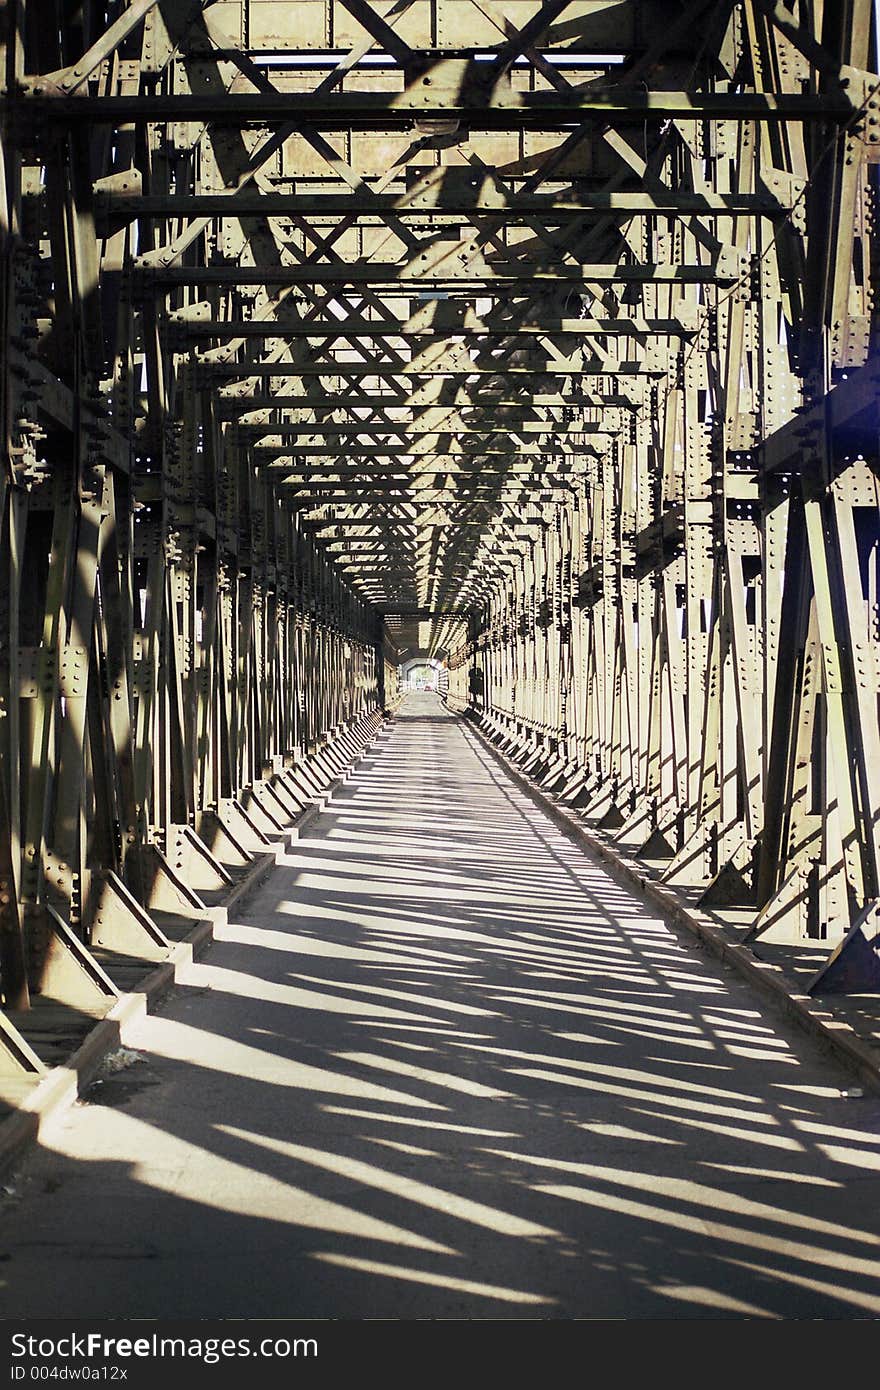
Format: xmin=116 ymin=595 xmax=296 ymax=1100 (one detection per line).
xmin=0 ymin=0 xmax=879 ymax=1082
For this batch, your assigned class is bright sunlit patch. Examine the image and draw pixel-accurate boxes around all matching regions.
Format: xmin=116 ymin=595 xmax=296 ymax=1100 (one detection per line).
xmin=573 ymin=1022 xmax=716 ymax=1050
xmin=490 ymin=941 xmax=638 ymax=964
xmin=724 ymin=1048 xmax=801 ymax=1067
xmin=579 ymin=1124 xmax=682 ymax=1145
xmin=504 ymin=1058 xmax=766 ymax=1107
xmin=718 ymin=1256 xmax=880 ymax=1315
xmin=270 ymin=898 xmax=473 ymax=939
xmin=522 ymin=971 xmax=594 ymax=983
xmin=710 ymin=1027 xmax=783 ymax=1048
xmin=515 ymin=929 xmax=630 ymax=949
xmin=652 ymin=1283 xmax=778 ymax=1317
xmin=43 ymin=1109 xmax=454 ymax=1253
xmin=703 ymin=1010 xmax=767 ymax=1028
xmin=484 ymin=1153 xmax=880 ymax=1245
xmin=817 ymin=1144 xmax=880 ymax=1171
xmin=138 ymin=1017 xmax=447 ymax=1111
xmin=334 ymin=1051 xmax=514 ymax=1099
xmin=321 ymin=1106 xmax=517 ymax=1137
xmin=772 ymin=1084 xmax=845 ymax=1098
xmin=288 ymin=972 xmax=497 ymax=1017
xmin=366 ymin=1138 xmax=443 ymax=1158
xmin=554 ymin=997 xmax=694 ymax=1020
xmin=532 ymin=1184 xmax=880 ymax=1279
xmin=311 ymin=1254 xmax=554 ymax=1305
xmin=605 ymin=988 xmax=677 ymax=999
xmin=699 ymin=1163 xmax=841 ymax=1188
xmin=795 ymin=1119 xmax=880 ymax=1144
xmin=506 ymin=1067 xmax=782 ymax=1123
xmin=642 ymin=1056 xmax=733 ymax=1072
xmin=651 ymin=978 xmax=725 ymax=996
xmin=490 ymin=983 xmax=653 ymax=1017
xmin=296 ymin=908 xmax=540 ymax=955
xmin=220 ymin=918 xmax=471 ymax=967
xmin=349 ymin=1022 xmax=492 ymax=1039
xmin=219 ymin=1126 xmax=560 ymax=1239
xmin=545 ymin=1031 xmax=625 ymax=1047
xmin=292 ymin=868 xmax=568 ymax=911
xmin=630 ymin=1106 xmax=805 ymax=1151
xmin=177 ymin=960 xmax=441 ymax=1026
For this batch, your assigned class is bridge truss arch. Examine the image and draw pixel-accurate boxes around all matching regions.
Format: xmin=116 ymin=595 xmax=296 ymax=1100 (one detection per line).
xmin=0 ymin=0 xmax=879 ymax=1069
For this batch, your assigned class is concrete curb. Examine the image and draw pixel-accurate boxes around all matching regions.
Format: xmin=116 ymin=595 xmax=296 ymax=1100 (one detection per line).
xmin=0 ymin=714 xmax=388 ymax=1178
xmin=463 ymin=715 xmax=880 ymax=1096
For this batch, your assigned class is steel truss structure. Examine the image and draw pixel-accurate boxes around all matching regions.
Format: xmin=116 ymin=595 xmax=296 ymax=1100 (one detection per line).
xmin=1 ymin=0 xmax=879 ymax=1081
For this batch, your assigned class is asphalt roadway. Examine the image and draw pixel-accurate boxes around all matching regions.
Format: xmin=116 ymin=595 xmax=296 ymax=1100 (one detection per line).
xmin=1 ymin=694 xmax=880 ymax=1319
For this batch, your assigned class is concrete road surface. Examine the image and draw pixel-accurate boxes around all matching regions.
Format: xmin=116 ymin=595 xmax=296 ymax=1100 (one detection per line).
xmin=1 ymin=694 xmax=880 ymax=1318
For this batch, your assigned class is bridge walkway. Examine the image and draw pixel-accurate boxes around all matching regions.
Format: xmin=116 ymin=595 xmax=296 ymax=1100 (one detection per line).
xmin=1 ymin=695 xmax=879 ymax=1318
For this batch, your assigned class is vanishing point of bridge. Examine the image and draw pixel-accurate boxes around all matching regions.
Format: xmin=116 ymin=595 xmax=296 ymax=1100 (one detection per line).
xmin=1 ymin=0 xmax=880 ymax=1321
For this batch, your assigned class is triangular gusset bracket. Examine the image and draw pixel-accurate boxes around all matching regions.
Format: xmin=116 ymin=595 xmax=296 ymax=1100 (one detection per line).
xmin=807 ymin=900 xmax=880 ymax=994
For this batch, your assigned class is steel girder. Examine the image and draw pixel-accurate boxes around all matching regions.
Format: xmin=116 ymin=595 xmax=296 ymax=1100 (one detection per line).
xmin=0 ymin=0 xmax=878 ymax=1074
xmin=0 ymin=0 xmax=392 ymax=1068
